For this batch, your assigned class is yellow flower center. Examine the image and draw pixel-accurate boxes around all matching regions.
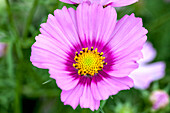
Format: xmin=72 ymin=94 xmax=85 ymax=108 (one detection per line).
xmin=73 ymin=47 xmax=107 ymax=76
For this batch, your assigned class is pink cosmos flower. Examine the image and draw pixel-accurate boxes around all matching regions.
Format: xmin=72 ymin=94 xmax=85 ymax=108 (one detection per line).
xmin=60 ymin=0 xmax=138 ymax=7
xmin=30 ymin=3 xmax=147 ymax=110
xmin=150 ymin=90 xmax=169 ymax=110
xmin=129 ymin=42 xmax=165 ymax=89
xmin=0 ymin=42 xmax=6 ymax=57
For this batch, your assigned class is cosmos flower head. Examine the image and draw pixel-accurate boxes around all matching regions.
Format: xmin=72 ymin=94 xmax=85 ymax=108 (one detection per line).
xmin=0 ymin=42 xmax=6 ymax=57
xmin=150 ymin=90 xmax=169 ymax=110
xmin=129 ymin=42 xmax=165 ymax=89
xmin=60 ymin=0 xmax=139 ymax=7
xmin=30 ymin=3 xmax=147 ymax=110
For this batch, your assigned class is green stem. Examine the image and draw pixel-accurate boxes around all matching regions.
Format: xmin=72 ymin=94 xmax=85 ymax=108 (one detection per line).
xmin=15 ymin=66 xmax=22 ymax=113
xmin=95 ymin=100 xmax=107 ymax=113
xmin=15 ymin=38 xmax=23 ymax=59
xmin=15 ymin=88 xmax=21 ymax=113
xmin=23 ymin=0 xmax=39 ymax=39
xmin=7 ymin=39 xmax=21 ymax=113
xmin=6 ymin=42 xmax=14 ymax=77
xmin=5 ymin=0 xmax=19 ymax=36
xmin=5 ymin=0 xmax=23 ymax=59
xmin=5 ymin=1 xmax=22 ymax=113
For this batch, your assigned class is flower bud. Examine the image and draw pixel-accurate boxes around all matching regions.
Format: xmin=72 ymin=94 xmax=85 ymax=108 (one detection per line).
xmin=150 ymin=90 xmax=169 ymax=110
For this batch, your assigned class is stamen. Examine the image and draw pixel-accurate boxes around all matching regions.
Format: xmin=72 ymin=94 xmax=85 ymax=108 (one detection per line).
xmin=82 ymin=48 xmax=85 ymax=52
xmin=100 ymin=52 xmax=103 ymax=56
xmin=75 ymin=52 xmax=78 ymax=56
xmin=91 ymin=47 xmax=93 ymax=51
xmin=73 ymin=47 xmax=107 ymax=76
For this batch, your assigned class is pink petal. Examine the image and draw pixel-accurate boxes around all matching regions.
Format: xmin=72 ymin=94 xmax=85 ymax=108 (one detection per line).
xmin=49 ymin=67 xmax=80 ymax=90
xmin=129 ymin=62 xmax=165 ymax=89
xmin=30 ymin=34 xmax=71 ymax=69
xmin=91 ymin=77 xmax=103 ymax=100
xmin=104 ymin=14 xmax=147 ymax=77
xmin=106 ymin=61 xmax=139 ymax=77
xmin=110 ymin=0 xmax=138 ymax=7
xmin=54 ymin=7 xmax=81 ymax=48
xmin=60 ymin=0 xmax=76 ymax=4
xmin=138 ymin=42 xmax=156 ymax=64
xmin=31 ymin=6 xmax=82 ymax=71
xmin=107 ymin=14 xmax=147 ymax=53
xmin=60 ymin=0 xmax=138 ymax=7
xmin=61 ymin=77 xmax=100 ymax=111
xmin=80 ymin=81 xmax=100 ymax=111
xmin=61 ymin=83 xmax=84 ymax=109
xmin=40 ymin=7 xmax=81 ymax=52
xmin=89 ymin=0 xmax=117 ymax=5
xmin=64 ymin=0 xmax=114 ymax=5
xmin=76 ymin=3 xmax=117 ymax=47
xmin=91 ymin=73 xmax=133 ymax=100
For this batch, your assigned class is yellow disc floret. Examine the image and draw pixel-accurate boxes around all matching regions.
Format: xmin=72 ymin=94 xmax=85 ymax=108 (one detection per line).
xmin=73 ymin=47 xmax=107 ymax=76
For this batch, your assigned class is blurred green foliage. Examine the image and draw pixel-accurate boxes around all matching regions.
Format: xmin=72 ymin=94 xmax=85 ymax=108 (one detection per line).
xmin=0 ymin=0 xmax=170 ymax=113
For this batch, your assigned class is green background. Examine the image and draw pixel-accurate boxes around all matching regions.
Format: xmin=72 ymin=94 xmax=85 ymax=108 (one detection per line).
xmin=0 ymin=0 xmax=170 ymax=113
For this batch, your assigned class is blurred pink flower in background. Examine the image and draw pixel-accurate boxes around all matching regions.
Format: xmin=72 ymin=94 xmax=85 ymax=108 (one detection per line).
xmin=0 ymin=42 xmax=6 ymax=57
xmin=60 ymin=0 xmax=138 ymax=7
xmin=129 ymin=42 xmax=165 ymax=89
xmin=150 ymin=90 xmax=169 ymax=110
